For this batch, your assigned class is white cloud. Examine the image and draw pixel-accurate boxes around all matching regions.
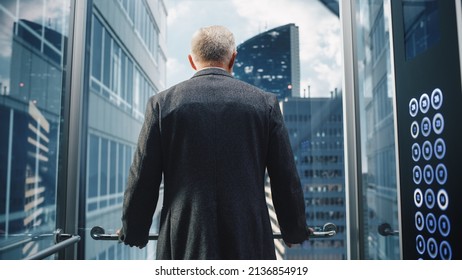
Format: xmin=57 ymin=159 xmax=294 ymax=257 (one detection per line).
xmin=166 ymin=56 xmax=194 ymax=87
xmin=167 ymin=1 xmax=193 ymax=26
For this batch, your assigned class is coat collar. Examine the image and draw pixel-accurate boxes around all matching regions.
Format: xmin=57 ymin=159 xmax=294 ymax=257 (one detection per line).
xmin=191 ymin=67 xmax=233 ymax=79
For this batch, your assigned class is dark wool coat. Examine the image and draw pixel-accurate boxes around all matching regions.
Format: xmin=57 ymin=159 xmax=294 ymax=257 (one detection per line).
xmin=121 ymin=68 xmax=309 ymax=259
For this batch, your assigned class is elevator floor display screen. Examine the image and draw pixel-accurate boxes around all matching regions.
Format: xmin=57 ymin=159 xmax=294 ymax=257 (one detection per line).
xmin=391 ymin=0 xmax=462 ymax=259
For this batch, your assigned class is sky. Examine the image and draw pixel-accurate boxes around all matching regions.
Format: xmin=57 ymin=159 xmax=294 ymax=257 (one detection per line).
xmin=164 ymin=0 xmax=342 ymax=98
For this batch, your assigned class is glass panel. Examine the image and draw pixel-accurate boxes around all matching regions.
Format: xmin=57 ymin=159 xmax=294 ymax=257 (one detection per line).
xmin=0 ymin=0 xmax=70 ymax=259
xmin=166 ymin=0 xmax=345 ymax=260
xmin=102 ymin=30 xmax=111 ymax=89
xmin=82 ymin=1 xmax=166 ymax=260
xmin=83 ymin=0 xmax=341 ymax=260
xmin=353 ymin=0 xmax=400 ymax=259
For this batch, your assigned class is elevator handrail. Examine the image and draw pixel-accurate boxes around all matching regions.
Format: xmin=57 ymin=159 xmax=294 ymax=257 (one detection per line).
xmin=23 ymin=230 xmax=81 ymax=260
xmin=90 ymin=223 xmax=337 ymax=241
xmin=24 ymin=235 xmax=80 ymax=260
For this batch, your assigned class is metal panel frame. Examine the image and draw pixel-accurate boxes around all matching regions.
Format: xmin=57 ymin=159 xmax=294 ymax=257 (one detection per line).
xmin=339 ymin=0 xmax=361 ymax=260
xmin=456 ymin=0 xmax=462 ymax=94
xmin=387 ymin=0 xmax=403 ymax=260
xmin=56 ymin=0 xmax=89 ymax=260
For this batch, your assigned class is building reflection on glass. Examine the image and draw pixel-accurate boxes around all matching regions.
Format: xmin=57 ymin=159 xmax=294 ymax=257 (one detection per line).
xmin=402 ymin=0 xmax=440 ymax=61
xmin=0 ymin=0 xmax=70 ymax=259
xmin=83 ymin=0 xmax=167 ymax=260
xmin=354 ymin=0 xmax=400 ymax=259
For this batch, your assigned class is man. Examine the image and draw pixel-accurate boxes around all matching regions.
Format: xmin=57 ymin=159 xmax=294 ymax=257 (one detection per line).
xmin=119 ymin=25 xmax=310 ymax=259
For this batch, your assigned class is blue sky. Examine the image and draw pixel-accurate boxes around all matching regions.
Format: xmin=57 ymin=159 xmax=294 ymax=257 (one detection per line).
xmin=164 ymin=0 xmax=342 ymax=97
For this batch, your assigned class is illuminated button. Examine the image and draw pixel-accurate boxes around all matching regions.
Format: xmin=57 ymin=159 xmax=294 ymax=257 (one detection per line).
xmin=438 ymin=215 xmax=451 ymax=237
xmin=416 ymin=235 xmax=426 ymax=255
xmin=412 ymin=143 xmax=421 ymax=162
xmin=423 ymin=165 xmax=434 ymax=185
xmin=414 ymin=188 xmax=423 ymax=208
xmin=431 ymin=88 xmax=443 ymax=110
xmin=415 ymin=211 xmax=424 ymax=231
xmin=424 ymin=188 xmax=435 ymax=209
xmin=440 ymin=241 xmax=452 ymax=260
xmin=425 ymin=213 xmax=437 ymax=234
xmin=427 ymin=238 xmax=438 ymax=259
xmin=435 ymin=163 xmax=447 ymax=185
xmin=422 ymin=141 xmax=432 ymax=161
xmin=409 ymin=98 xmax=419 ymax=117
xmin=421 ymin=117 xmax=431 ymax=137
xmin=420 ymin=93 xmax=430 ymax=114
xmin=434 ymin=138 xmax=446 ymax=160
xmin=433 ymin=113 xmax=444 ymax=135
xmin=411 ymin=121 xmax=419 ymax=138
xmin=413 ymin=166 xmax=422 ymax=184
xmin=437 ymin=189 xmax=449 ymax=210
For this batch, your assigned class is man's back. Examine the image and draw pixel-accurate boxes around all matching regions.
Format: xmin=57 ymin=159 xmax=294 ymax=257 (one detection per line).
xmin=157 ymin=68 xmax=278 ymax=259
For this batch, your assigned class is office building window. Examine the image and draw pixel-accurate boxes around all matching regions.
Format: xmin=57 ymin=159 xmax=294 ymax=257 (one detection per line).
xmin=118 ymin=0 xmax=159 ymax=61
xmin=86 ymin=133 xmax=134 ymax=214
xmin=90 ymin=13 xmax=158 ymax=120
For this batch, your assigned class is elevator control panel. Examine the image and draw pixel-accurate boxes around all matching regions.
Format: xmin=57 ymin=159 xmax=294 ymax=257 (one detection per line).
xmin=391 ymin=0 xmax=462 ymax=259
xmin=408 ymin=88 xmax=452 ymax=259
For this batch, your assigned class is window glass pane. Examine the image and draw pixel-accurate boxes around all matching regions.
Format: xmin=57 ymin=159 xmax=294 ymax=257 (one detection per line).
xmin=118 ymin=144 xmax=125 ymax=194
xmin=100 ymin=138 xmax=108 ymax=198
xmin=128 ymin=0 xmax=135 ymax=21
xmin=126 ymin=59 xmax=133 ymax=105
xmin=91 ymin=16 xmax=103 ymax=80
xmin=102 ymin=30 xmax=111 ymax=88
xmin=88 ymin=134 xmax=99 ymax=199
xmin=112 ymin=42 xmax=121 ymax=96
xmin=83 ymin=0 xmax=166 ymax=259
xmin=0 ymin=0 xmax=70 ymax=259
xmin=354 ymin=0 xmax=400 ymax=259
xmin=121 ymin=52 xmax=127 ymax=100
xmin=110 ymin=141 xmax=117 ymax=195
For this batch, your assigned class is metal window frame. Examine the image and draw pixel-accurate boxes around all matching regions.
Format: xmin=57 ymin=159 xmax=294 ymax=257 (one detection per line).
xmin=339 ymin=0 xmax=362 ymax=260
xmin=56 ymin=0 xmax=91 ymax=260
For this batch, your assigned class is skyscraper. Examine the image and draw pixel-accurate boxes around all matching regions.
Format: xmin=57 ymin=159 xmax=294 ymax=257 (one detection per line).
xmin=280 ymin=96 xmax=346 ymax=260
xmin=233 ymin=23 xmax=300 ymax=99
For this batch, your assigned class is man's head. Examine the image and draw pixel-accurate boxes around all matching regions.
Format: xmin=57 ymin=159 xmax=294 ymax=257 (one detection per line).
xmin=188 ymin=25 xmax=237 ymax=73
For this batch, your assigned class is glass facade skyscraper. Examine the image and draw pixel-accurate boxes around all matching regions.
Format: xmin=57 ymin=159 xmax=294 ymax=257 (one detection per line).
xmin=233 ymin=24 xmax=300 ymax=99
xmin=280 ymin=96 xmax=346 ymax=260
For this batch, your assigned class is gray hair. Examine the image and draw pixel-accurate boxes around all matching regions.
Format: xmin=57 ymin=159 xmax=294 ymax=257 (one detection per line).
xmin=190 ymin=25 xmax=236 ymax=64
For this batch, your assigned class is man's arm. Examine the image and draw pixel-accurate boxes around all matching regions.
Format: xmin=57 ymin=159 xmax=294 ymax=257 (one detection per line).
xmin=266 ymin=95 xmax=310 ymax=244
xmin=119 ymin=97 xmax=163 ymax=248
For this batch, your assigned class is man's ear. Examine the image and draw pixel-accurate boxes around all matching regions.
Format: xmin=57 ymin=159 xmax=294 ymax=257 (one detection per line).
xmin=188 ymin=54 xmax=197 ymax=70
xmin=227 ymin=51 xmax=237 ymax=73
